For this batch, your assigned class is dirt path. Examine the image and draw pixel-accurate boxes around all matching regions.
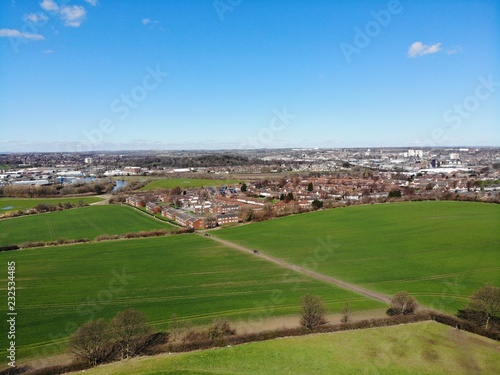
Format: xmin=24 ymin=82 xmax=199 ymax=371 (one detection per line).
xmin=90 ymin=194 xmax=112 ymax=205
xmin=202 ymin=233 xmax=392 ymax=305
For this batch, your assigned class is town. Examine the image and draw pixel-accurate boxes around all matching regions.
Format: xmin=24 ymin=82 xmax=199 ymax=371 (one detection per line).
xmin=1 ymin=147 xmax=499 ymax=229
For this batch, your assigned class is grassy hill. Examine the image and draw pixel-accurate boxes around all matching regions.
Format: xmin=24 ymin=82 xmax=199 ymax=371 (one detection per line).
xmin=0 ymin=235 xmax=382 ymax=362
xmin=77 ymin=321 xmax=500 ymax=375
xmin=0 ymin=205 xmax=173 ymax=246
xmin=215 ymin=201 xmax=500 ymax=313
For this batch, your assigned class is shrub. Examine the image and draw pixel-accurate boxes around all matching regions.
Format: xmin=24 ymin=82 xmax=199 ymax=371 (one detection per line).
xmin=207 ymin=318 xmax=236 ymax=340
xmin=0 ymin=245 xmax=20 ymax=252
xmin=387 ymin=291 xmax=418 ymax=316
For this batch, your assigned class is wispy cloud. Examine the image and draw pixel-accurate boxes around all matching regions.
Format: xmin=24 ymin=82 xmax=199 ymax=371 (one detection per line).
xmin=85 ymin=0 xmax=98 ymax=6
xmin=23 ymin=12 xmax=48 ymax=24
xmin=59 ymin=5 xmax=86 ymax=27
xmin=39 ymin=0 xmax=87 ymax=27
xmin=407 ymin=41 xmax=442 ymax=58
xmin=142 ymin=17 xmax=163 ymax=30
xmin=43 ymin=49 xmax=55 ymax=54
xmin=40 ymin=0 xmax=58 ymax=12
xmin=0 ymin=28 xmax=44 ymax=40
xmin=447 ymin=46 xmax=463 ymax=55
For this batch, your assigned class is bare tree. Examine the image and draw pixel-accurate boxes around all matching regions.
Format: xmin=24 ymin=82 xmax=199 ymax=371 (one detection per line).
xmin=465 ymin=285 xmax=500 ymax=330
xmin=300 ymin=294 xmax=328 ymax=329
xmin=110 ymin=309 xmax=151 ymax=359
xmin=68 ymin=318 xmax=110 ymax=366
xmin=341 ymin=300 xmax=352 ymax=324
xmin=387 ymin=291 xmax=418 ymax=316
xmin=207 ymin=317 xmax=236 ymax=340
xmin=170 ymin=186 xmax=182 ymax=196
xmin=168 ymin=314 xmax=192 ymax=343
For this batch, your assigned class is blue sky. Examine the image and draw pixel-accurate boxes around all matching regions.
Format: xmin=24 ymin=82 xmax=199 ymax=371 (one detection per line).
xmin=0 ymin=0 xmax=499 ymax=152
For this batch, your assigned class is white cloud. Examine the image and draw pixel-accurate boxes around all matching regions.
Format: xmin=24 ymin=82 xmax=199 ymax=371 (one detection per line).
xmin=24 ymin=12 xmax=49 ymax=24
xmin=0 ymin=28 xmax=44 ymax=40
xmin=43 ymin=49 xmax=55 ymax=53
xmin=85 ymin=0 xmax=98 ymax=6
xmin=407 ymin=41 xmax=442 ymax=58
xmin=142 ymin=18 xmax=162 ymax=30
xmin=59 ymin=5 xmax=86 ymax=27
xmin=40 ymin=0 xmax=58 ymax=12
xmin=447 ymin=46 xmax=463 ymax=55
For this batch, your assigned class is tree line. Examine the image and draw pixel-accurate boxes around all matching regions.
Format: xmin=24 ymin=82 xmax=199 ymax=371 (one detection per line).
xmin=0 ymin=181 xmax=114 ymax=198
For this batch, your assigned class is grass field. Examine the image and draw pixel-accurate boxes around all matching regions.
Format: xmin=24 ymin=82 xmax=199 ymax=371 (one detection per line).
xmin=0 ymin=205 xmax=173 ymax=246
xmin=215 ymin=201 xmax=500 ymax=314
xmin=0 ymin=235 xmax=382 ymax=362
xmin=79 ymin=321 xmax=500 ymax=375
xmin=0 ymin=196 xmax=103 ymax=213
xmin=141 ymin=178 xmax=241 ymax=190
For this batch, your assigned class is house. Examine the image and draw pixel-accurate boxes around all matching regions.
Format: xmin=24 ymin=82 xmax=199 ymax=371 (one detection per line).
xmin=126 ymin=196 xmax=145 ymax=207
xmin=146 ymin=202 xmax=161 ymax=214
xmin=216 ymin=213 xmax=239 ymax=225
xmin=161 ymin=207 xmax=178 ymax=220
xmin=221 ymin=204 xmax=240 ymax=213
xmin=161 ymin=207 xmax=205 ymax=229
xmin=175 ymin=212 xmax=206 ymax=229
xmin=188 ymin=217 xmax=206 ymax=229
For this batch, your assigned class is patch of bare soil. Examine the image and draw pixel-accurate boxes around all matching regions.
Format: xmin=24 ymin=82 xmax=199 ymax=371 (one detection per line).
xmin=232 ymin=308 xmax=388 ymax=335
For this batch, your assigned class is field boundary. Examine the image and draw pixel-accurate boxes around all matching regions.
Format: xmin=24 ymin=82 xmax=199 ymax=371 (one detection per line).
xmin=13 ymin=312 xmax=500 ymax=375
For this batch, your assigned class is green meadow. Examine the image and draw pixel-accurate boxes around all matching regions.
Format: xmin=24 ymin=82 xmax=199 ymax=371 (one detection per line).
xmin=0 ymin=235 xmax=382 ymax=361
xmin=0 ymin=205 xmax=173 ymax=246
xmin=141 ymin=178 xmax=241 ymax=190
xmin=215 ymin=201 xmax=500 ymax=313
xmin=0 ymin=196 xmax=103 ymax=213
xmin=79 ymin=321 xmax=500 ymax=375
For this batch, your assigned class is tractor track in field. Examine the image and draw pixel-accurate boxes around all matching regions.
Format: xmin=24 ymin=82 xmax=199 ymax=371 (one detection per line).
xmin=201 ymin=233 xmax=392 ymax=305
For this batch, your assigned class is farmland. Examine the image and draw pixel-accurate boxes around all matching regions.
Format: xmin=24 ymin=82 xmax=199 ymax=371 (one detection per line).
xmin=141 ymin=178 xmax=241 ymax=190
xmin=79 ymin=321 xmax=500 ymax=375
xmin=0 ymin=196 xmax=103 ymax=213
xmin=0 ymin=234 xmax=382 ymax=361
xmin=215 ymin=201 xmax=500 ymax=314
xmin=0 ymin=205 xmax=173 ymax=246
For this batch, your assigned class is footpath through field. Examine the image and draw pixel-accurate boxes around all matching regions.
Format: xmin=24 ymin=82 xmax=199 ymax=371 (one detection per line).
xmin=202 ymin=233 xmax=392 ymax=305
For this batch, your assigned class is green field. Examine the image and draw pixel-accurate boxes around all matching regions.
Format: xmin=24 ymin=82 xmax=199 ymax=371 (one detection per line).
xmin=215 ymin=202 xmax=500 ymax=313
xmin=79 ymin=322 xmax=500 ymax=375
xmin=0 ymin=196 xmax=103 ymax=214
xmin=141 ymin=178 xmax=241 ymax=190
xmin=0 ymin=235 xmax=382 ymax=362
xmin=0 ymin=205 xmax=173 ymax=246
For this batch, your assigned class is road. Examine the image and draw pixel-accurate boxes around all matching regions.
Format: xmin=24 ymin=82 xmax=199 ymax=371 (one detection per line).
xmin=200 ymin=233 xmax=392 ymax=305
